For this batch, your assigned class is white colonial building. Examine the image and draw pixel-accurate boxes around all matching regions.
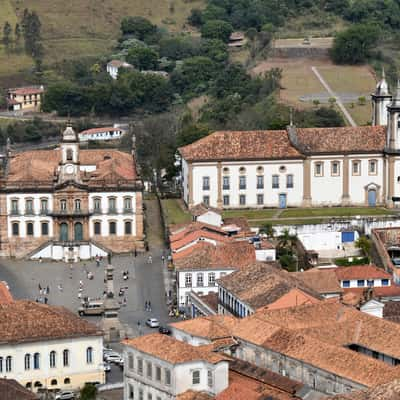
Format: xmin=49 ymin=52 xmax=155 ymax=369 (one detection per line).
xmin=0 ymin=125 xmax=144 ymax=260
xmin=123 ymin=333 xmax=229 ymax=400
xmin=78 ymin=126 xmax=127 ymax=142
xmin=0 ymin=301 xmax=105 ymax=392
xmin=179 ymin=75 xmax=400 ymax=209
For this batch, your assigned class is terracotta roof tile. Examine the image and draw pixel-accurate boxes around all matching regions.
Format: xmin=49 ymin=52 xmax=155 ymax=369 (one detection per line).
xmin=190 ymin=203 xmax=221 ymax=217
xmin=293 ymin=268 xmax=343 ymax=295
xmin=0 ymin=378 xmax=38 ymax=400
xmin=6 ymin=149 xmax=137 ymax=183
xmin=0 ymin=300 xmax=102 ymax=344
xmin=170 ymin=315 xmax=238 ymax=340
xmin=343 ymin=286 xmax=400 ymax=298
xmin=8 ymin=86 xmax=44 ymax=96
xmin=334 ymin=265 xmax=392 ymax=281
xmin=170 ymin=222 xmax=228 ymax=244
xmin=176 ymin=391 xmax=213 ymax=400
xmin=173 ymin=241 xmax=256 ymax=271
xmin=123 ymin=333 xmax=228 ymax=365
xmin=265 ymin=288 xmax=321 ymax=310
xmin=171 ymin=230 xmax=231 ymax=252
xmin=218 ymin=262 xmax=321 ymax=309
xmin=295 ymin=126 xmax=386 ymax=154
xmin=179 ymin=130 xmax=303 ymax=162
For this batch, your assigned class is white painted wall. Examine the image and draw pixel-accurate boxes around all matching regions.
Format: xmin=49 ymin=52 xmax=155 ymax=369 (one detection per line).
xmin=79 ymin=129 xmax=124 ymax=142
xmin=177 ymin=269 xmax=234 ymax=306
xmin=255 ymin=248 xmax=276 ymax=261
xmin=170 ymin=328 xmax=211 ymax=346
xmin=0 ymin=335 xmax=104 ymax=391
xmin=360 ymin=300 xmax=384 ymax=318
xmin=298 ymin=231 xmax=359 ymax=252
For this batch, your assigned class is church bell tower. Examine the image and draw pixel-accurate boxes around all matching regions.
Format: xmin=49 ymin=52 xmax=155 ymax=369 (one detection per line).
xmin=386 ymin=81 xmax=400 ymax=152
xmin=59 ymin=125 xmax=81 ymax=183
xmin=372 ymin=69 xmax=392 ymax=126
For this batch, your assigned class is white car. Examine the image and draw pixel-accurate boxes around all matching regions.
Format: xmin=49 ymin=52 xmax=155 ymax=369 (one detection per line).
xmin=106 ymin=353 xmax=123 ymax=364
xmin=146 ymin=318 xmax=160 ymax=328
xmin=55 ymin=391 xmax=75 ymax=400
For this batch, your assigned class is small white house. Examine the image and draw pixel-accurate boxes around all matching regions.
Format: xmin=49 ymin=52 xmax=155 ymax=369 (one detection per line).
xmin=123 ymin=334 xmax=229 ymax=400
xmin=106 ymin=60 xmax=133 ymax=80
xmin=190 ymin=204 xmax=222 ymax=227
xmin=78 ymin=126 xmax=127 ymax=142
xmin=360 ymin=299 xmax=384 ymax=318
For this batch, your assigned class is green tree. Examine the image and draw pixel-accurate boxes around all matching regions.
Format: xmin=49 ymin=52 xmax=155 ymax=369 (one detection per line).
xmin=200 ymin=39 xmax=228 ymax=62
xmin=278 ymin=229 xmax=298 ymax=252
xmin=201 ymin=20 xmax=233 ymax=43
xmin=121 ymin=16 xmax=156 ymax=40
xmin=331 ymin=24 xmax=380 ymax=64
xmin=14 ymin=23 xmax=21 ymax=43
xmin=355 ymin=235 xmax=371 ymax=258
xmin=177 ymin=123 xmax=210 ymax=147
xmin=259 ymin=222 xmax=275 ymax=238
xmin=80 ymin=383 xmax=97 ymax=400
xmin=188 ymin=9 xmax=203 ymax=27
xmin=3 ymin=22 xmax=12 ymax=49
xmin=126 ymin=46 xmax=159 ymax=70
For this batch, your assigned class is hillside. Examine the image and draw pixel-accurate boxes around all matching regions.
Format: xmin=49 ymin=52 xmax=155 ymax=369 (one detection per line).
xmin=0 ymin=0 xmax=204 ymax=83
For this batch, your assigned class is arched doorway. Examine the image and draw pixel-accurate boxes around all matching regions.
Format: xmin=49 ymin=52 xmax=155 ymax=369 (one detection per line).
xmin=74 ymin=222 xmax=83 ymax=241
xmin=59 ymin=223 xmax=68 ymax=241
xmin=368 ymin=189 xmax=377 ymax=206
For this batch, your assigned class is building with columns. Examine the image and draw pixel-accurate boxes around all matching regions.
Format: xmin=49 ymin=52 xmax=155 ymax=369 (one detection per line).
xmin=179 ymin=74 xmax=400 ymax=210
xmin=0 ymin=125 xmax=144 ymax=260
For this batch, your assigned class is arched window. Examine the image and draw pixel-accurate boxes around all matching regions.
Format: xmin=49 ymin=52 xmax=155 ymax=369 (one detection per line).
xmin=51 ymin=379 xmax=58 ymax=386
xmin=94 ymin=221 xmax=101 ymax=235
xmin=223 ymin=167 xmax=230 ymax=174
xmin=64 ymin=378 xmax=71 ymax=385
xmin=26 ymin=222 xmax=34 ymax=236
xmin=93 ymin=197 xmax=101 ymax=212
xmin=34 ymin=381 xmax=42 ymax=388
xmin=109 ymin=221 xmax=116 ymax=235
xmin=33 ymin=353 xmax=40 ymax=369
xmin=25 ymin=382 xmax=32 ymax=389
xmin=124 ymin=197 xmax=132 ymax=211
xmin=86 ymin=347 xmax=93 ymax=364
xmin=256 ymin=166 xmax=264 ymax=174
xmin=125 ymin=221 xmax=132 ymax=235
xmin=50 ymin=351 xmax=56 ymax=368
xmin=108 ymin=197 xmax=116 ymax=213
xmin=60 ymin=199 xmax=67 ymax=211
xmin=63 ymin=349 xmax=69 ymax=367
xmin=75 ymin=199 xmax=81 ymax=210
xmin=66 ymin=149 xmax=73 ymax=161
xmin=12 ymin=222 xmax=19 ymax=236
xmin=6 ymin=356 xmax=12 ymax=372
xmin=24 ymin=353 xmax=31 ymax=370
xmin=239 ymin=167 xmax=246 ymax=174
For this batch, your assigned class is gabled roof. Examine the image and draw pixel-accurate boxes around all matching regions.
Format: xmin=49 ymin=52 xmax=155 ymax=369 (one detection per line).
xmin=0 ymin=379 xmax=38 ymax=400
xmin=123 ymin=333 xmax=228 ymax=365
xmin=190 ymin=203 xmax=221 ymax=217
xmin=171 ymin=229 xmax=231 ymax=252
xmin=335 ymin=265 xmax=391 ymax=281
xmin=0 ymin=300 xmax=102 ymax=344
xmin=179 ymin=130 xmax=303 ymax=162
xmin=293 ymin=268 xmax=343 ymax=295
xmin=218 ymin=262 xmax=321 ymax=309
xmin=170 ymin=315 xmax=238 ymax=340
xmin=265 ymin=288 xmax=321 ymax=310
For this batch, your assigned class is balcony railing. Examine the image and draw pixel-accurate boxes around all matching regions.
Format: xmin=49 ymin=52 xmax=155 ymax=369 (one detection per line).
xmin=222 ymin=185 xmax=230 ymax=190
xmin=9 ymin=209 xmax=20 ymax=216
xmin=202 ymin=186 xmax=210 ymax=191
xmin=50 ymin=209 xmax=92 ymax=217
xmin=25 ymin=208 xmax=35 ymax=216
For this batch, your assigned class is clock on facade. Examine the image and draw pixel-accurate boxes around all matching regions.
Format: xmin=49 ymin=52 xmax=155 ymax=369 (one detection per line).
xmin=65 ymin=164 xmax=74 ymax=174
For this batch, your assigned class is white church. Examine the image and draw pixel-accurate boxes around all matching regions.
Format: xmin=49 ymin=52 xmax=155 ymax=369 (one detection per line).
xmin=179 ymin=72 xmax=400 ymax=209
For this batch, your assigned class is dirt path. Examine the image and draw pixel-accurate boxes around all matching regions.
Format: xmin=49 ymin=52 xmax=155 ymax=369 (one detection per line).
xmin=311 ymin=66 xmax=356 ymax=127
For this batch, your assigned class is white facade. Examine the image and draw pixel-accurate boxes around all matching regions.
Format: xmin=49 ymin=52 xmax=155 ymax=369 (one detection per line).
xmin=106 ymin=61 xmax=133 ymax=80
xmin=78 ymin=128 xmax=126 ymax=142
xmin=170 ymin=328 xmax=211 ymax=347
xmin=360 ymin=299 xmax=384 ymax=318
xmin=177 ymin=268 xmax=234 ymax=307
xmin=339 ymin=277 xmax=390 ymax=288
xmin=0 ymin=336 xmax=104 ymax=391
xmin=299 ymin=231 xmax=359 ymax=252
xmin=218 ymin=285 xmax=253 ymax=318
xmin=123 ymin=345 xmax=229 ymax=400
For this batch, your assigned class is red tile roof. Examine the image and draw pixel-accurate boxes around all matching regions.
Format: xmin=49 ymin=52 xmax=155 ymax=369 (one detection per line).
xmin=123 ymin=333 xmax=228 ymax=365
xmin=171 ymin=230 xmax=230 ymax=252
xmin=170 ymin=222 xmax=228 ymax=243
xmin=335 ymin=265 xmax=392 ymax=281
xmin=6 ymin=149 xmax=137 ymax=183
xmin=179 ymin=130 xmax=303 ymax=162
xmin=0 ymin=300 xmax=102 ymax=344
xmin=8 ymin=86 xmax=44 ymax=96
xmin=295 ymin=126 xmax=386 ymax=154
xmin=79 ymin=127 xmax=125 ymax=136
xmin=173 ymin=241 xmax=256 ymax=270
xmin=0 ymin=379 xmax=38 ymax=400
xmin=265 ymin=288 xmax=321 ymax=310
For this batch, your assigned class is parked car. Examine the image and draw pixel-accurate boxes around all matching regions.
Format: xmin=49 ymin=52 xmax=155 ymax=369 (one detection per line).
xmin=103 ymin=362 xmax=111 ymax=372
xmin=106 ymin=353 xmax=123 ymax=364
xmin=146 ymin=318 xmax=160 ymax=328
xmin=159 ymin=326 xmax=171 ymax=335
xmin=55 ymin=391 xmax=75 ymax=400
xmin=78 ymin=300 xmax=104 ymax=316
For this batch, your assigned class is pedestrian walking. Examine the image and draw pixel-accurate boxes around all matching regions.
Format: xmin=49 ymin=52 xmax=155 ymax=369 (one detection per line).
xmin=145 ymin=301 xmax=148 ymax=311
xmin=58 ymin=284 xmax=63 ymax=292
xmin=46 ymin=285 xmax=50 ymax=294
xmin=134 ymin=248 xmax=137 ymax=257
xmin=44 ymin=297 xmax=48 ymax=304
xmin=148 ymin=301 xmax=152 ymax=312
xmin=148 ymin=255 xmax=152 ymax=264
xmin=38 ymin=283 xmax=42 ymax=291
xmin=161 ymin=255 xmax=165 ymax=264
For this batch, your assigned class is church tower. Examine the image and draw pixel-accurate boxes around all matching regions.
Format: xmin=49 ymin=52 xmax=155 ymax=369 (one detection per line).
xmin=372 ymin=69 xmax=392 ymax=126
xmin=386 ymin=81 xmax=400 ymax=152
xmin=58 ymin=125 xmax=81 ymax=183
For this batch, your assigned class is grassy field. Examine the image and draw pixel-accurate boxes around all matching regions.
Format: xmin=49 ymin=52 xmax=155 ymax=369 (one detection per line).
xmin=222 ymin=209 xmax=277 ymax=220
xmin=0 ymin=0 xmax=205 ymax=80
xmin=252 ymin=58 xmax=375 ymax=125
xmin=279 ymin=207 xmax=393 ymax=218
xmin=161 ymin=199 xmax=192 ymax=225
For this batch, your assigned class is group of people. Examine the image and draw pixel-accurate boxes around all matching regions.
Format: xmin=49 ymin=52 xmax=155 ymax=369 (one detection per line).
xmin=145 ymin=300 xmax=152 ymax=312
xmin=35 ymin=283 xmax=50 ymax=304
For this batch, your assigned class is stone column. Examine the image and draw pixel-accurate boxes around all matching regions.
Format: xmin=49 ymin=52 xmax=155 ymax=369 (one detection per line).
xmin=217 ymin=162 xmax=222 ymax=209
xmin=188 ymin=162 xmax=194 ymax=208
xmin=387 ymin=156 xmax=395 ymax=208
xmin=341 ymin=156 xmax=350 ymax=205
xmin=383 ymin=157 xmax=387 ymax=204
xmin=302 ymin=158 xmax=312 ymax=207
